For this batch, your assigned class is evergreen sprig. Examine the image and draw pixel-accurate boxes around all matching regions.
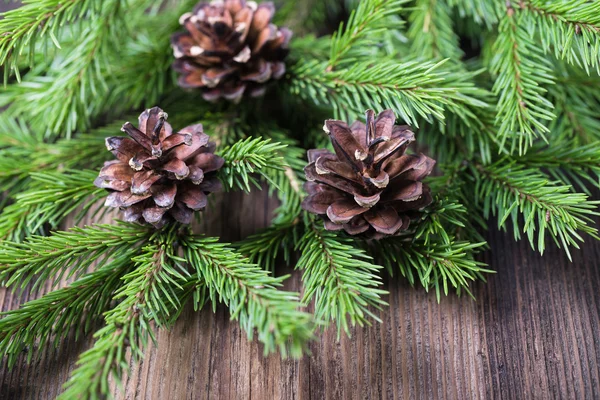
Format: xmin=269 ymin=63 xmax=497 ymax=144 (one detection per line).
xmin=490 ymin=3 xmax=555 ymax=154
xmin=470 ymin=159 xmax=600 ymax=260
xmin=447 ymin=0 xmax=497 ymax=27
xmin=0 ymin=222 xmax=151 ymax=290
xmin=328 ymin=0 xmax=407 ymax=69
xmin=296 ymin=216 xmax=387 ymax=336
xmin=0 ymin=256 xmax=133 ymax=369
xmin=289 ymin=58 xmax=487 ymax=125
xmin=0 ymin=0 xmax=104 ymax=80
xmin=0 ymin=170 xmax=104 ymax=241
xmin=217 ymin=137 xmax=287 ymax=192
xmin=522 ymin=0 xmax=600 ymax=74
xmin=521 ymin=141 xmax=600 ymax=194
xmin=181 ymin=235 xmax=314 ymax=357
xmin=0 ymin=0 xmax=124 ymax=137
xmin=59 ymin=233 xmax=188 ymax=399
xmin=372 ymin=237 xmax=490 ymax=300
xmin=408 ymin=0 xmax=462 ymax=61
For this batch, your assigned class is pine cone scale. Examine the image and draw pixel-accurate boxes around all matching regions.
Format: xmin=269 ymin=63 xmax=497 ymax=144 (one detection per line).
xmin=302 ymin=109 xmax=436 ymax=238
xmin=172 ymin=0 xmax=290 ymax=102
xmin=95 ymin=107 xmax=223 ymax=227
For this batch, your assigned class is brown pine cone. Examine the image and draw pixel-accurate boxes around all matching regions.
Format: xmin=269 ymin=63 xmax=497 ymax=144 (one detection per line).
xmin=302 ymin=110 xmax=436 ymax=238
xmin=171 ymin=0 xmax=291 ymax=103
xmin=94 ymin=107 xmax=224 ymax=228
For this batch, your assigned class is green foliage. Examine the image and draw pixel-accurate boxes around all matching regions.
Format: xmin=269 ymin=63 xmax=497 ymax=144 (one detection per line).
xmin=520 ymin=141 xmax=600 ymax=194
xmin=522 ymin=0 xmax=600 ymax=74
xmin=470 ymin=159 xmax=600 ymax=260
xmin=217 ymin=137 xmax=287 ymax=192
xmin=0 ymin=0 xmax=104 ymax=80
xmin=181 ymin=235 xmax=314 ymax=357
xmin=329 ymin=0 xmax=407 ymax=69
xmin=288 ymin=58 xmax=489 ymax=125
xmin=490 ymin=3 xmax=555 ymax=154
xmin=0 ymin=0 xmax=124 ymax=137
xmin=0 ymin=222 xmax=151 ymax=290
xmin=0 ymin=1 xmax=189 ymax=138
xmin=60 ymin=229 xmax=190 ymax=399
xmin=372 ymin=237 xmax=490 ymax=300
xmin=549 ymin=62 xmax=600 ymax=145
xmin=296 ymin=216 xmax=387 ymax=336
xmin=0 ymin=257 xmax=133 ymax=369
xmin=408 ymin=0 xmax=463 ymax=60
xmin=446 ymin=0 xmax=497 ymax=27
xmin=0 ymin=170 xmax=104 ymax=241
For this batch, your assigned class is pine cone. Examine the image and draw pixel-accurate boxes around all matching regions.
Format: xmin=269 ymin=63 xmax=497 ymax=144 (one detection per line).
xmin=302 ymin=110 xmax=436 ymax=238
xmin=95 ymin=107 xmax=224 ymax=228
xmin=171 ymin=0 xmax=291 ymax=103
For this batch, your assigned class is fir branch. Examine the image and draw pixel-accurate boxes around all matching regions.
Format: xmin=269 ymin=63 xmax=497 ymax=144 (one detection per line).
xmin=411 ymin=195 xmax=485 ymax=246
xmin=328 ymin=0 xmax=407 ymax=69
xmin=296 ymin=216 xmax=387 ymax=336
xmin=0 ymin=0 xmax=187 ymax=139
xmin=217 ymin=137 xmax=287 ymax=192
xmin=289 ymin=34 xmax=331 ymax=61
xmin=371 ymin=237 xmax=490 ymax=300
xmin=469 ymin=159 xmax=600 ymax=260
xmin=288 ymin=58 xmax=488 ymax=126
xmin=60 ymin=231 xmax=190 ymax=399
xmin=236 ymin=221 xmax=300 ymax=272
xmin=0 ymin=170 xmax=105 ymax=241
xmin=519 ymin=142 xmax=600 ymax=194
xmin=0 ymin=222 xmax=152 ymax=291
xmin=446 ymin=0 xmax=498 ymax=27
xmin=408 ymin=0 xmax=463 ymax=60
xmin=490 ymin=3 xmax=555 ymax=154
xmin=548 ymin=62 xmax=600 ymax=144
xmin=521 ymin=0 xmax=600 ymax=74
xmin=0 ymin=256 xmax=133 ymax=369
xmin=0 ymin=0 xmax=103 ymax=80
xmin=0 ymin=0 xmax=124 ymax=137
xmin=417 ymin=65 xmax=498 ymax=164
xmin=261 ymin=130 xmax=305 ymax=224
xmin=181 ymin=235 xmax=314 ymax=357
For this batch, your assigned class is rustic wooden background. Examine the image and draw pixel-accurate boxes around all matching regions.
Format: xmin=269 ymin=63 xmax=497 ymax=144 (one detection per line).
xmin=1 ymin=4 xmax=599 ymax=399
xmin=0 ymin=187 xmax=599 ymax=400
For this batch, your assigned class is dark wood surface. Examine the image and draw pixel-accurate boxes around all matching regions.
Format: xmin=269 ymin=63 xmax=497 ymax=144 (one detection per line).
xmin=0 ymin=187 xmax=598 ymax=400
xmin=0 ymin=4 xmax=599 ymax=398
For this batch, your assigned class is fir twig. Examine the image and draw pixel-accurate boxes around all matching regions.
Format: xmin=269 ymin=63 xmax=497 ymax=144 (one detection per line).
xmin=490 ymin=2 xmax=555 ymax=154
xmin=328 ymin=0 xmax=407 ymax=69
xmin=0 ymin=221 xmax=151 ymax=290
xmin=181 ymin=235 xmax=314 ymax=357
xmin=0 ymin=256 xmax=134 ymax=369
xmin=371 ymin=237 xmax=490 ymax=300
xmin=60 ymin=230 xmax=191 ymax=399
xmin=217 ymin=137 xmax=287 ymax=192
xmin=521 ymin=0 xmax=600 ymax=74
xmin=469 ymin=159 xmax=600 ymax=260
xmin=0 ymin=170 xmax=105 ymax=241
xmin=296 ymin=216 xmax=387 ymax=336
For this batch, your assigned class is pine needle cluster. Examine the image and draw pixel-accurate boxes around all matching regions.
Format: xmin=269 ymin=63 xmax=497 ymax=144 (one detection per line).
xmin=0 ymin=0 xmax=599 ymax=397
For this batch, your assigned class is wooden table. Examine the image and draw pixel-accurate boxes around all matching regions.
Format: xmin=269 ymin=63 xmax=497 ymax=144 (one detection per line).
xmin=0 ymin=187 xmax=598 ymax=399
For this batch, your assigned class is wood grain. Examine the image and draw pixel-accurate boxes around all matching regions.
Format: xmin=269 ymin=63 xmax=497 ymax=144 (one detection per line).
xmin=0 ymin=186 xmax=598 ymax=400
xmin=1 ymin=5 xmax=599 ymax=398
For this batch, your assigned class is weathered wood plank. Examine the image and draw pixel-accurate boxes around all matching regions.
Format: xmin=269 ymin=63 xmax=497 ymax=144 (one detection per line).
xmin=1 ymin=186 xmax=598 ymax=399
